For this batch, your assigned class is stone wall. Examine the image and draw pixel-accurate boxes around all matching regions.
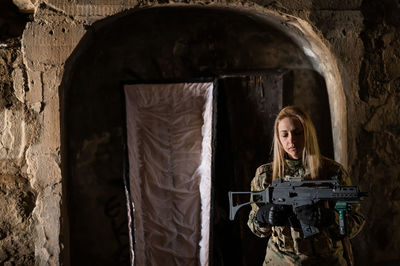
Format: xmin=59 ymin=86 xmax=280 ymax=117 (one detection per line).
xmin=352 ymin=1 xmax=400 ymax=264
xmin=0 ymin=1 xmax=36 ymax=265
xmin=0 ymin=0 xmax=399 ymax=265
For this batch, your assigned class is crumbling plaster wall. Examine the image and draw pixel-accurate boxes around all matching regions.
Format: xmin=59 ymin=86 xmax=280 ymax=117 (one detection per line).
xmin=0 ymin=0 xmax=398 ymax=265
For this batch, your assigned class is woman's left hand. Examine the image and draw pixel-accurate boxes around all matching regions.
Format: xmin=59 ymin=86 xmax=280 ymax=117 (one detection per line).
xmin=295 ymin=205 xmax=335 ymax=227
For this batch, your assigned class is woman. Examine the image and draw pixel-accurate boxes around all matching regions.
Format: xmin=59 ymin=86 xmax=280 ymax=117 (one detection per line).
xmin=247 ymin=106 xmax=365 ymax=266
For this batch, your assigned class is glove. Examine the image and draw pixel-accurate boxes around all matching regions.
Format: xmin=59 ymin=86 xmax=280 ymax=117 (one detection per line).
xmin=295 ymin=205 xmax=335 ymax=227
xmin=256 ymin=204 xmax=291 ymax=226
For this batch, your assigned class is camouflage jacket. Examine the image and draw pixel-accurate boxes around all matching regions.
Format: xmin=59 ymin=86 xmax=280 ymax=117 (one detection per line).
xmin=247 ymin=156 xmax=365 ymax=265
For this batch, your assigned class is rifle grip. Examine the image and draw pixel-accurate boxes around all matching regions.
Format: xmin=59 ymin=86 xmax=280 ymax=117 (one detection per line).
xmin=339 ymin=211 xmax=346 ymax=235
xmin=300 ymin=220 xmax=319 ymax=238
xmin=335 ymin=202 xmax=348 ymax=235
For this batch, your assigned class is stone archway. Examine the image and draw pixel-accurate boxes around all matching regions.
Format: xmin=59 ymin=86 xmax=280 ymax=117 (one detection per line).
xmin=56 ymin=4 xmax=347 ymax=265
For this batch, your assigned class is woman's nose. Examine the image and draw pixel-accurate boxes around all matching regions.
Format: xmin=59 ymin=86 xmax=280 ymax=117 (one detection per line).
xmin=289 ymin=134 xmax=297 ymax=144
xmin=288 ymin=134 xmax=294 ymax=144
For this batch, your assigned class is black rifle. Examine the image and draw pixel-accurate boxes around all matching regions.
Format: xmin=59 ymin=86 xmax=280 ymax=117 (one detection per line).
xmin=229 ymin=177 xmax=367 ymax=238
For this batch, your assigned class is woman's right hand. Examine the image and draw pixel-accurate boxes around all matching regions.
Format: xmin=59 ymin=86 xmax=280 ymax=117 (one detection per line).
xmin=256 ymin=204 xmax=291 ymax=226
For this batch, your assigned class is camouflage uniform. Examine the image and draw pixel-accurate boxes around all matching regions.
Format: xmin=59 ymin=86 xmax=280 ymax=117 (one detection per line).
xmin=248 ymin=157 xmax=365 ymax=266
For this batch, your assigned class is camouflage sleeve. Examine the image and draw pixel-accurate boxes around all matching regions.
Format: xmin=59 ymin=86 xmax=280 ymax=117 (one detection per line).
xmin=334 ymin=165 xmax=366 ymax=239
xmin=247 ymin=164 xmax=272 ymax=238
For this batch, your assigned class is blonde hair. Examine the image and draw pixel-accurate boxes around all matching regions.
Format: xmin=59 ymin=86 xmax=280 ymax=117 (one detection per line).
xmin=272 ymin=106 xmax=321 ymax=180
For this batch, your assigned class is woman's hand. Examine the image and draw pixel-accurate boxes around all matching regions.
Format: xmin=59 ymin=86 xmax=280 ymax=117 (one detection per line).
xmin=295 ymin=204 xmax=335 ymax=227
xmin=256 ymin=204 xmax=292 ymax=226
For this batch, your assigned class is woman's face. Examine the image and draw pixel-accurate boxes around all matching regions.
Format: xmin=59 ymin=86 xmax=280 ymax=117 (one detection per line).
xmin=278 ymin=117 xmax=305 ymax=159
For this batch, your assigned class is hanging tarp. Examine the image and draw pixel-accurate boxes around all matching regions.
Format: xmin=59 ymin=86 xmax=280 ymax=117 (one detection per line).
xmin=124 ymin=82 xmax=213 ymax=266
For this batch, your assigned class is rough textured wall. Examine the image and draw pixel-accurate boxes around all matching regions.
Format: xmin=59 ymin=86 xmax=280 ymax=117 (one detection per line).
xmin=0 ymin=0 xmax=399 ymax=265
xmin=0 ymin=1 xmax=37 ymax=265
xmin=353 ymin=1 xmax=400 ymax=264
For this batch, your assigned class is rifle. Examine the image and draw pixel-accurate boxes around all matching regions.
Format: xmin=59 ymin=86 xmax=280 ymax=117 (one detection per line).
xmin=228 ymin=177 xmax=367 ymax=238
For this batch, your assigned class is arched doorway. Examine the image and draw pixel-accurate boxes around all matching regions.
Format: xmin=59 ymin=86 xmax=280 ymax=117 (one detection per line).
xmin=61 ymin=5 xmax=346 ymax=265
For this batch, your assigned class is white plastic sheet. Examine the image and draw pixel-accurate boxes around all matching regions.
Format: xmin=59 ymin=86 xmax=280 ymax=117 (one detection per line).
xmin=124 ymin=83 xmax=213 ymax=266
